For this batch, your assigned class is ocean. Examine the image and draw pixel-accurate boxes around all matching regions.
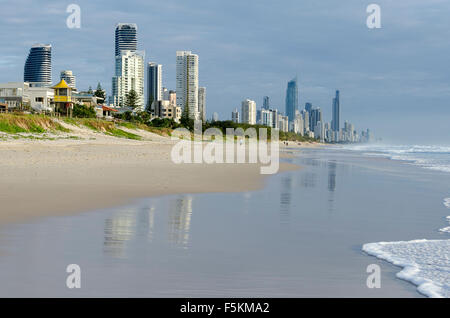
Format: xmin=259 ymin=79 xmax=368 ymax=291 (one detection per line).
xmin=340 ymin=144 xmax=450 ymax=298
xmin=342 ymin=144 xmax=450 ymax=174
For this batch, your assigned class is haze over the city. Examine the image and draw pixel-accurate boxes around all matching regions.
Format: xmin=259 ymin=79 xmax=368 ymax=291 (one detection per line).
xmin=1 ymin=0 xmax=449 ymax=144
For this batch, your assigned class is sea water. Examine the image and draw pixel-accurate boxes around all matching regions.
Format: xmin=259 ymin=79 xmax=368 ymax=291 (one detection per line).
xmin=342 ymin=144 xmax=450 ymax=298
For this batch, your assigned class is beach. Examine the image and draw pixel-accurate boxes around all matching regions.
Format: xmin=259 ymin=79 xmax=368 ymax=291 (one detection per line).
xmin=0 ymin=131 xmax=303 ymax=225
xmin=0 ymin=144 xmax=448 ymax=297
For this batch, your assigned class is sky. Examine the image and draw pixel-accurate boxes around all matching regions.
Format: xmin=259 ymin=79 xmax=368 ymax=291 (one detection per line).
xmin=1 ymin=0 xmax=449 ymax=144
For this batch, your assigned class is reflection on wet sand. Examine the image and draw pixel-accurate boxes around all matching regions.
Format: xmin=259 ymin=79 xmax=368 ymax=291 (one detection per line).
xmin=103 ymin=208 xmax=137 ymax=258
xmin=327 ymin=160 xmax=337 ymax=212
xmin=301 ymin=171 xmax=316 ymax=188
xmin=103 ymin=195 xmax=195 ymax=256
xmin=280 ymin=174 xmax=293 ymax=225
xmin=168 ymin=195 xmax=193 ymax=248
xmin=328 ymin=161 xmax=336 ymax=192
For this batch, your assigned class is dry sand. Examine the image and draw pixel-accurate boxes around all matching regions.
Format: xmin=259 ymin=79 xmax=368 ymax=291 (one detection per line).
xmin=0 ymin=126 xmax=303 ymax=225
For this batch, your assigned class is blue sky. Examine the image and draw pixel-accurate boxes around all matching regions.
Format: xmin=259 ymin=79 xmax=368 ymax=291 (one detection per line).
xmin=1 ymin=0 xmax=450 ymax=143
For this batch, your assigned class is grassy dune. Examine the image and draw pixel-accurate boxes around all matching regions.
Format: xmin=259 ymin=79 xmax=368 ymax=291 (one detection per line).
xmin=0 ymin=114 xmax=143 ymax=140
xmin=0 ymin=114 xmax=69 ymax=134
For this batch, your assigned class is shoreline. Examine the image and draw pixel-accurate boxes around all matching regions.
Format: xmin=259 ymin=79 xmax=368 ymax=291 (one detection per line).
xmin=0 ymin=136 xmax=303 ymax=225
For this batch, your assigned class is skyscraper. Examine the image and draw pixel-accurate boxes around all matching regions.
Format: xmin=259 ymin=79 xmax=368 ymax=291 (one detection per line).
xmin=60 ymin=70 xmax=76 ymax=89
xmin=115 ymin=23 xmax=137 ymax=57
xmin=305 ymin=102 xmax=312 ymax=113
xmin=260 ymin=108 xmax=273 ymax=127
xmin=112 ymin=50 xmax=145 ymax=108
xmin=301 ymin=110 xmax=310 ymax=133
xmin=241 ymin=99 xmax=256 ymax=124
xmin=147 ymin=62 xmax=162 ymax=110
xmin=263 ymin=96 xmax=270 ymax=110
xmin=331 ymin=90 xmax=340 ymax=136
xmin=176 ymin=51 xmax=199 ymax=119
xmin=310 ymin=107 xmax=323 ymax=132
xmin=232 ymin=108 xmax=240 ymax=123
xmin=24 ymin=44 xmax=52 ymax=87
xmin=198 ymin=87 xmax=206 ymax=122
xmin=112 ymin=23 xmax=144 ymax=108
xmin=285 ymin=77 xmax=298 ymax=123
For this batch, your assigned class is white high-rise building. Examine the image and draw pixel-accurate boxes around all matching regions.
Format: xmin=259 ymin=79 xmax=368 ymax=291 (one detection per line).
xmin=278 ymin=115 xmax=289 ymax=132
xmin=198 ymin=87 xmax=206 ymax=122
xmin=294 ymin=112 xmax=304 ymax=135
xmin=314 ymin=121 xmax=325 ymax=142
xmin=260 ymin=108 xmax=273 ymax=127
xmin=176 ymin=51 xmax=199 ymax=119
xmin=302 ymin=110 xmax=310 ymax=133
xmin=112 ymin=50 xmax=145 ymax=108
xmin=60 ymin=70 xmax=76 ymax=90
xmin=241 ymin=99 xmax=256 ymax=125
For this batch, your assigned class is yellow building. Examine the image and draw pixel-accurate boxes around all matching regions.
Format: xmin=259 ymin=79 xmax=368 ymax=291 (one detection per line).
xmin=52 ymin=79 xmax=73 ymax=115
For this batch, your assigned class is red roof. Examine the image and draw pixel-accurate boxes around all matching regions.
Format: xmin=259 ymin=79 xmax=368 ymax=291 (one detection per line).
xmin=102 ymin=105 xmax=118 ymax=112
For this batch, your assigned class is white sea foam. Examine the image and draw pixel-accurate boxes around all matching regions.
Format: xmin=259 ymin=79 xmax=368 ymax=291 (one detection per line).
xmin=343 ymin=144 xmax=450 ymax=174
xmin=439 ymin=213 xmax=450 ymax=233
xmin=441 ymin=200 xmax=450 ymax=232
xmin=362 ymin=239 xmax=450 ymax=298
xmin=444 ymin=198 xmax=450 ymax=208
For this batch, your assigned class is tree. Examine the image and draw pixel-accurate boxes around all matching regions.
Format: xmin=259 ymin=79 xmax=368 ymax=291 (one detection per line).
xmin=87 ymin=86 xmax=93 ymax=94
xmin=146 ymin=95 xmax=154 ymax=113
xmin=73 ymin=104 xmax=97 ymax=118
xmin=180 ymin=101 xmax=193 ymax=130
xmin=94 ymin=82 xmax=106 ymax=104
xmin=125 ymin=89 xmax=139 ymax=109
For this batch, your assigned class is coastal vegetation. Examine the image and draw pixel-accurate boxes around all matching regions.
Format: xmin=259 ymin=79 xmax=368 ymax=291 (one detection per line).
xmin=0 ymin=113 xmax=69 ymax=134
xmin=0 ymin=111 xmax=318 ymax=143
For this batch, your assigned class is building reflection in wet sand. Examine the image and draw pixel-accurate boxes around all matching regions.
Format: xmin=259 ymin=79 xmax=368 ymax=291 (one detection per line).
xmin=103 ymin=195 xmax=195 ymax=257
xmin=168 ymin=195 xmax=193 ymax=248
xmin=103 ymin=208 xmax=137 ymax=258
xmin=328 ymin=160 xmax=337 ymax=192
xmin=280 ymin=174 xmax=293 ymax=225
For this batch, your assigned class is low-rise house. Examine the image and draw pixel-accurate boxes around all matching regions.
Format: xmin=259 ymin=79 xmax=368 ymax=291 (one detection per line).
xmin=0 ymin=82 xmax=30 ymax=110
xmin=72 ymin=91 xmax=101 ymax=108
xmin=28 ymin=86 xmax=54 ymax=112
xmin=0 ymin=101 xmax=8 ymax=113
xmin=96 ymin=105 xmax=118 ymax=119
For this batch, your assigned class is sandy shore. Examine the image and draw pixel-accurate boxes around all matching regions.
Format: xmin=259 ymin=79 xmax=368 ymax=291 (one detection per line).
xmin=0 ymin=130 xmax=303 ymax=225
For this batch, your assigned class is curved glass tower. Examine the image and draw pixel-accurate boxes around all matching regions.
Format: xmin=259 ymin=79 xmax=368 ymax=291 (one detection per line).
xmin=115 ymin=23 xmax=137 ymax=56
xmin=24 ymin=44 xmax=52 ymax=87
xmin=285 ymin=77 xmax=298 ymax=123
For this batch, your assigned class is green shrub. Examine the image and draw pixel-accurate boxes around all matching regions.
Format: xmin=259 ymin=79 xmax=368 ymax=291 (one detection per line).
xmin=72 ymin=104 xmax=97 ymax=118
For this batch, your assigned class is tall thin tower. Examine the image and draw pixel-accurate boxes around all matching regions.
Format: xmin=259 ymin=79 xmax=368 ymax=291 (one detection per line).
xmin=176 ymin=51 xmax=199 ymax=119
xmin=147 ymin=62 xmax=162 ymax=109
xmin=285 ymin=77 xmax=298 ymax=123
xmin=331 ymin=90 xmax=340 ymax=141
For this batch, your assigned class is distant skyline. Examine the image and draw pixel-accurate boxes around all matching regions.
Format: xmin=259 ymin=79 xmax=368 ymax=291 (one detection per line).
xmin=1 ymin=0 xmax=450 ymax=143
